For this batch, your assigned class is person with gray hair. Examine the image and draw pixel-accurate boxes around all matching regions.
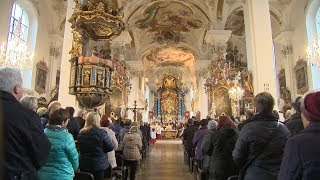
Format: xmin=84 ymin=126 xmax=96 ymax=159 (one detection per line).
xmin=122 ymin=126 xmax=142 ymax=180
xmin=232 ymin=92 xmax=291 ymax=180
xmin=0 ymin=67 xmax=51 ymax=179
xmin=201 ymin=120 xmax=218 ymax=173
xmin=20 ymin=95 xmax=38 ymax=111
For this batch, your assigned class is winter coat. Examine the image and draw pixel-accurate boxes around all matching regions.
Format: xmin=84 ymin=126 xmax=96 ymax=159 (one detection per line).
xmin=232 ymin=113 xmax=291 ymax=180
xmin=123 ymin=132 xmax=142 ymax=161
xmin=38 ymin=126 xmax=79 ymax=180
xmin=101 ymin=127 xmax=118 ymax=168
xmin=66 ymin=117 xmax=80 ymax=140
xmin=192 ymin=127 xmax=210 ymax=160
xmin=75 ymin=116 xmax=85 ymax=129
xmin=202 ymin=127 xmax=238 ymax=180
xmin=111 ymin=124 xmax=122 ymax=138
xmin=77 ymin=127 xmax=113 ymax=172
xmin=119 ymin=126 xmax=131 ymax=144
xmin=0 ymin=91 xmax=51 ymax=179
xmin=279 ymin=123 xmax=320 ymax=180
xmin=284 ymin=112 xmax=304 ymax=136
xmin=182 ymin=125 xmax=199 ymax=155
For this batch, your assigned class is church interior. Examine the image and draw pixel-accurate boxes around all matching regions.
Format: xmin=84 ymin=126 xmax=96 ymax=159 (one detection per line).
xmin=1 ymin=0 xmax=320 ymax=179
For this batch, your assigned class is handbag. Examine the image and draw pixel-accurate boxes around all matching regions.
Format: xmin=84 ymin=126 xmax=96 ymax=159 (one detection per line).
xmin=237 ymin=123 xmax=280 ymax=180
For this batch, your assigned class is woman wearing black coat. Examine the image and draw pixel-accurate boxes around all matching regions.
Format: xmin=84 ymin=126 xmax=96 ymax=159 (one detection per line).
xmin=232 ymin=92 xmax=291 ymax=180
xmin=202 ymin=115 xmax=238 ymax=180
xmin=77 ymin=112 xmax=114 ymax=180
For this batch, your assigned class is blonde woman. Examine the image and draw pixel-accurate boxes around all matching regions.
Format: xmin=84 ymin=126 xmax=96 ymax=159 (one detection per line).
xmin=77 ymin=112 xmax=114 ymax=180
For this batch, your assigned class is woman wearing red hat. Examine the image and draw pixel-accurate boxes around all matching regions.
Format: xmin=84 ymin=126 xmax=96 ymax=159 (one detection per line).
xmin=279 ymin=90 xmax=320 ymax=180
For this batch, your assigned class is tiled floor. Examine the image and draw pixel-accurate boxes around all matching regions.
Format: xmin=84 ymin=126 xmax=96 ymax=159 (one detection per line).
xmin=135 ymin=139 xmax=193 ymax=180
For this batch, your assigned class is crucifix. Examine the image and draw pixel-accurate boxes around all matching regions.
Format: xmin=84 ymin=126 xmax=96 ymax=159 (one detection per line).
xmin=126 ymin=100 xmax=144 ymax=122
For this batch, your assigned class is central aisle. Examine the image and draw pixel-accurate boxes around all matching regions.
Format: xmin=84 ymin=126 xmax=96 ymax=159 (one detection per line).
xmin=136 ymin=139 xmax=193 ymax=180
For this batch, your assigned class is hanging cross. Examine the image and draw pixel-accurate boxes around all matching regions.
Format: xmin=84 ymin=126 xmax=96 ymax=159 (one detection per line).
xmin=126 ymin=100 xmax=144 ymax=122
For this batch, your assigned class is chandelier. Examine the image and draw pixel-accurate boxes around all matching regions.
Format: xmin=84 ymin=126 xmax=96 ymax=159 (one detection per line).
xmin=306 ymin=35 xmax=320 ymax=68
xmin=229 ymin=86 xmax=244 ymax=101
xmin=0 ymin=20 xmax=34 ymax=70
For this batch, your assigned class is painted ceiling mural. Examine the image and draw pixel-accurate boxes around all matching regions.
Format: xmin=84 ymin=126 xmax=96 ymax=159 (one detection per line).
xmin=225 ymin=10 xmax=245 ymax=36
xmin=135 ymin=1 xmax=203 ymax=32
xmin=142 ymin=47 xmax=195 ymax=70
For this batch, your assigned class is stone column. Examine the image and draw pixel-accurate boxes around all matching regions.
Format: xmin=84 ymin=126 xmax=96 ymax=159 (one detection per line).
xmin=274 ymin=31 xmax=294 ymax=97
xmin=205 ymin=30 xmax=232 ymax=60
xmin=204 ymin=30 xmax=231 ymax=117
xmin=58 ymin=0 xmax=76 ymax=108
xmin=243 ymin=0 xmax=278 ymax=102
xmin=127 ymin=76 xmax=139 ymax=120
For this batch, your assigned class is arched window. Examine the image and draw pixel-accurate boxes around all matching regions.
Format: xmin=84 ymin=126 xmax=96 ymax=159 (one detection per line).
xmin=7 ymin=3 xmax=30 ymax=65
xmin=6 ymin=1 xmax=38 ymax=89
xmin=316 ymin=7 xmax=320 ymax=35
xmin=306 ymin=0 xmax=320 ymax=89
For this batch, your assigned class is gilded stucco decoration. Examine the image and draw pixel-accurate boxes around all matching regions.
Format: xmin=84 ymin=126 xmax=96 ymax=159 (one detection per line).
xmin=142 ymin=47 xmax=195 ymax=70
xmin=135 ymin=1 xmax=203 ymax=32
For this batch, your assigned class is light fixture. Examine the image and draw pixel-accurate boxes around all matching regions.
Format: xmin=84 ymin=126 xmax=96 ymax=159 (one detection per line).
xmin=306 ymin=35 xmax=320 ymax=68
xmin=229 ymin=86 xmax=244 ymax=101
xmin=0 ymin=19 xmax=34 ymax=70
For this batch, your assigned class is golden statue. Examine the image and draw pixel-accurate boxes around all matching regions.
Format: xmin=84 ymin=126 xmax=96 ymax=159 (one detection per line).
xmin=69 ymin=30 xmax=83 ymax=57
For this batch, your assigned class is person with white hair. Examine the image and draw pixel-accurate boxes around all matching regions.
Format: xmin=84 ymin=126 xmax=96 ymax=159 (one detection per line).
xmin=0 ymin=67 xmax=51 ymax=179
xmin=20 ymin=95 xmax=38 ymax=111
xmin=122 ymin=126 xmax=142 ymax=180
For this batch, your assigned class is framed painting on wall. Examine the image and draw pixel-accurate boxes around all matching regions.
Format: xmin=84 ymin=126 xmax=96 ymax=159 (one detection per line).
xmin=35 ymin=60 xmax=48 ymax=94
xmin=294 ymin=58 xmax=308 ymax=95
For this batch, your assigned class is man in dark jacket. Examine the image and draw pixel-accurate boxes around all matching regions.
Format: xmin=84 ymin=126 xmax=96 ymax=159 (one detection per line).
xmin=232 ymin=92 xmax=291 ymax=180
xmin=284 ymin=96 xmax=304 ymax=136
xmin=0 ymin=67 xmax=51 ymax=180
xmin=66 ymin=106 xmax=80 ymax=140
xmin=182 ymin=118 xmax=199 ymax=157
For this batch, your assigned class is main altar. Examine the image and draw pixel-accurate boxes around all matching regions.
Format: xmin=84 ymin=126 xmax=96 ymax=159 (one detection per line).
xmin=153 ymin=73 xmax=185 ymax=122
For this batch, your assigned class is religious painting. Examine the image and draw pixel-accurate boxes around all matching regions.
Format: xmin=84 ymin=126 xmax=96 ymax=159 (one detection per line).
xmin=82 ymin=68 xmax=91 ymax=86
xmin=278 ymin=68 xmax=291 ymax=104
xmin=294 ymin=59 xmax=308 ymax=94
xmin=96 ymin=68 xmax=104 ymax=87
xmin=135 ymin=1 xmax=202 ymax=32
xmin=213 ymin=87 xmax=232 ymax=117
xmin=35 ymin=60 xmax=48 ymax=94
xmin=225 ymin=10 xmax=245 ymax=36
xmin=105 ymin=88 xmax=124 ymax=119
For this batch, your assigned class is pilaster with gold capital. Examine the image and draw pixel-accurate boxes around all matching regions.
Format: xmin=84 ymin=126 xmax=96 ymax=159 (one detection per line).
xmin=205 ymin=30 xmax=232 ymax=60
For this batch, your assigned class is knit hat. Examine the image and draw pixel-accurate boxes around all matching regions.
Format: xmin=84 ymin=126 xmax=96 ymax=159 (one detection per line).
xmin=292 ymin=96 xmax=302 ymax=112
xmin=301 ymin=91 xmax=320 ymax=122
xmin=207 ymin=120 xmax=218 ymax=130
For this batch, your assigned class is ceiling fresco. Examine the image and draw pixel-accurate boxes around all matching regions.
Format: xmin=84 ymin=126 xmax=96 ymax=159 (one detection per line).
xmin=225 ymin=10 xmax=245 ymax=36
xmin=135 ymin=1 xmax=203 ymax=32
xmin=142 ymin=47 xmax=195 ymax=70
